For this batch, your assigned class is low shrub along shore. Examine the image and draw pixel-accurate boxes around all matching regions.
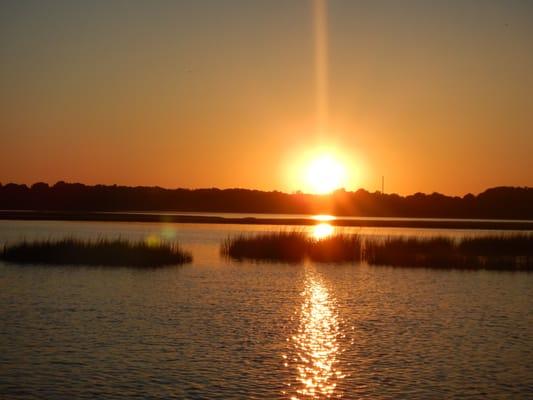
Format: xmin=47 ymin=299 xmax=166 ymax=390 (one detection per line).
xmin=1 ymin=238 xmax=192 ymax=267
xmin=222 ymin=232 xmax=533 ymax=270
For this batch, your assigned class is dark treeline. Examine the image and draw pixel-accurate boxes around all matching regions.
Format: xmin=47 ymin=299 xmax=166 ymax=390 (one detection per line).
xmin=0 ymin=182 xmax=532 ymax=219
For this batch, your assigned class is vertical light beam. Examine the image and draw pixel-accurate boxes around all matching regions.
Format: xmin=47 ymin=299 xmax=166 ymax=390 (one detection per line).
xmin=313 ymin=0 xmax=329 ymax=136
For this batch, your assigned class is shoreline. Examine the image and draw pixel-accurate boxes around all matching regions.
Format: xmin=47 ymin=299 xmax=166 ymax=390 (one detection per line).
xmin=1 ymin=211 xmax=533 ymax=230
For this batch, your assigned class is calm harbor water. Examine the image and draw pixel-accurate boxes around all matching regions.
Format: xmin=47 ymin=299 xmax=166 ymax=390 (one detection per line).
xmin=0 ymin=220 xmax=532 ymax=399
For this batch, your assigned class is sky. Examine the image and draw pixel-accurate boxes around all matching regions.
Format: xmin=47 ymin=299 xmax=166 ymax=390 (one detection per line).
xmin=1 ymin=0 xmax=532 ymax=195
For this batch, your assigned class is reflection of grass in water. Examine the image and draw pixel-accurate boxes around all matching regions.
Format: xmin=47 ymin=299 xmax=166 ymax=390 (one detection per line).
xmin=222 ymin=232 xmax=533 ymax=270
xmin=1 ymin=238 xmax=192 ymax=267
xmin=221 ymin=232 xmax=362 ymax=263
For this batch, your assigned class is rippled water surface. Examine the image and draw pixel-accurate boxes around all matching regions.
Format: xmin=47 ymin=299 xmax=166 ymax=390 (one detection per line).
xmin=1 ymin=220 xmax=532 ymax=399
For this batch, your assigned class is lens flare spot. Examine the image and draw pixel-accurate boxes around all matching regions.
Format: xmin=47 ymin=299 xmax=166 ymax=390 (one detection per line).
xmin=145 ymin=234 xmax=161 ymax=247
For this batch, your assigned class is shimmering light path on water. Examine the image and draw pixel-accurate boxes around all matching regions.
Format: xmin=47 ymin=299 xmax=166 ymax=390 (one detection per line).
xmin=284 ymin=267 xmax=345 ymax=398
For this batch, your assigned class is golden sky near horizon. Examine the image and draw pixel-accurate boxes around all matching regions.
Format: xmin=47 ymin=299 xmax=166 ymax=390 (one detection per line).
xmin=1 ymin=0 xmax=532 ymax=195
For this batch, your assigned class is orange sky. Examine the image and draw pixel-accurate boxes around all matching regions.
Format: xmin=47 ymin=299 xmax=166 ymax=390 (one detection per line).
xmin=1 ymin=0 xmax=532 ymax=195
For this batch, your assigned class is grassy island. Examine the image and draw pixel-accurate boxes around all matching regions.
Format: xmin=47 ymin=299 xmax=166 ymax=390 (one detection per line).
xmin=365 ymin=235 xmax=533 ymax=270
xmin=221 ymin=232 xmax=362 ymax=263
xmin=222 ymin=232 xmax=533 ymax=270
xmin=1 ymin=238 xmax=192 ymax=267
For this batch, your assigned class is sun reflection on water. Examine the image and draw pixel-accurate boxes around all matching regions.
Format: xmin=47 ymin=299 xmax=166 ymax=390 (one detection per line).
xmin=312 ymin=223 xmax=334 ymax=240
xmin=285 ymin=270 xmax=344 ymax=399
xmin=312 ymin=214 xmax=336 ymax=222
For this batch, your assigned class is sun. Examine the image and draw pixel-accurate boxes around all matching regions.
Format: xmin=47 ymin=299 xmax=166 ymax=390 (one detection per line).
xmin=306 ymin=155 xmax=347 ymax=194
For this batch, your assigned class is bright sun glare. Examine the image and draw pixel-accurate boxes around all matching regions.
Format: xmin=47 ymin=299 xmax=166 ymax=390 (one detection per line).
xmin=306 ymin=155 xmax=347 ymax=194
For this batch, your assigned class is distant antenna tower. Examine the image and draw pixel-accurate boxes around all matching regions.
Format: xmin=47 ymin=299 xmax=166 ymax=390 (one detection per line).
xmin=382 ymin=176 xmax=385 ymax=194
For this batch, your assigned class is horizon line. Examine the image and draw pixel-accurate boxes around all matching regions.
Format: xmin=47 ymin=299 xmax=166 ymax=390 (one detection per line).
xmin=1 ymin=180 xmax=531 ymax=199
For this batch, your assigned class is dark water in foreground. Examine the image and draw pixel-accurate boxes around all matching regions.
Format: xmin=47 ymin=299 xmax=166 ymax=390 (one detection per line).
xmin=0 ymin=221 xmax=532 ymax=399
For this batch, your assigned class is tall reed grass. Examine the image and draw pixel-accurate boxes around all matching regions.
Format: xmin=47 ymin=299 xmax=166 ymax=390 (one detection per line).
xmin=1 ymin=238 xmax=192 ymax=267
xmin=221 ymin=232 xmax=362 ymax=263
xmin=222 ymin=232 xmax=533 ymax=269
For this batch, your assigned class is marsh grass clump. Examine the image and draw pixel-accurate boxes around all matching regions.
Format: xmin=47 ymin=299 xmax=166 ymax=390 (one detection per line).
xmin=365 ymin=234 xmax=533 ymax=270
xmin=456 ymin=234 xmax=533 ymax=269
xmin=221 ymin=231 xmax=362 ymax=263
xmin=221 ymin=232 xmax=309 ymax=263
xmin=1 ymin=238 xmax=192 ymax=267
xmin=458 ymin=235 xmax=533 ymax=257
xmin=308 ymin=234 xmax=362 ymax=263
xmin=222 ymin=231 xmax=533 ymax=270
xmin=364 ymin=236 xmax=457 ymax=268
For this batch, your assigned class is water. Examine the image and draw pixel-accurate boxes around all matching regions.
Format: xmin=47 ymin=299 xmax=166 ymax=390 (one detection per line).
xmin=100 ymin=211 xmax=533 ymax=224
xmin=1 ymin=220 xmax=532 ymax=399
